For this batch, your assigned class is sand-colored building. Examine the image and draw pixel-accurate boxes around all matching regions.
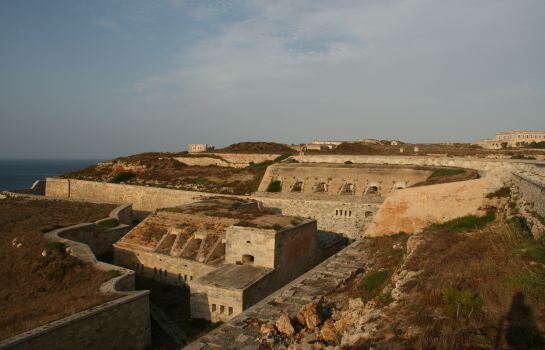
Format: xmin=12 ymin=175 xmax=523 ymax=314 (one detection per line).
xmin=188 ymin=144 xmax=214 ymax=153
xmin=113 ymin=197 xmax=343 ymax=322
xmin=476 ymin=130 xmax=545 ymax=149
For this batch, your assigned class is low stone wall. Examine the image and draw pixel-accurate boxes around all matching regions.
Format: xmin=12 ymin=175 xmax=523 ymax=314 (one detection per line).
xmin=0 ymin=202 xmax=151 ymax=350
xmin=365 ymin=176 xmax=500 ymax=236
xmin=176 ymin=153 xmax=281 ymax=168
xmin=44 ymin=178 xmax=230 ymax=212
xmin=512 ymin=171 xmax=545 ymax=218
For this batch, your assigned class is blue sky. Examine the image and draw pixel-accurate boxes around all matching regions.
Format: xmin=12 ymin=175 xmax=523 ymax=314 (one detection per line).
xmin=1 ymin=0 xmax=544 ymax=159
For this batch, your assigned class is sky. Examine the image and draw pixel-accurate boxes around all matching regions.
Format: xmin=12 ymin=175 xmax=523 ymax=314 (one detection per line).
xmin=1 ymin=0 xmax=544 ymax=159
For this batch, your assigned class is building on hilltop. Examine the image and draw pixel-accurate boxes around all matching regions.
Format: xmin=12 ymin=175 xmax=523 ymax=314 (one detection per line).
xmin=475 ymin=130 xmax=545 ymax=149
xmin=188 ymin=144 xmax=215 ymax=153
xmin=113 ymin=197 xmax=343 ymax=322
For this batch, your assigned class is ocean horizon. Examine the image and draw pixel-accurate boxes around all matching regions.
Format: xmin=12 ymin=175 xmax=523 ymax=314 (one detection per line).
xmin=0 ymin=159 xmax=100 ymax=191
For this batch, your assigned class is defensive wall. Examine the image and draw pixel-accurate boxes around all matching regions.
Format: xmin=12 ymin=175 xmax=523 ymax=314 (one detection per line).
xmin=45 ymin=178 xmax=234 ymax=212
xmin=291 ymin=154 xmax=541 ymax=173
xmin=512 ymin=170 xmax=545 ymax=218
xmin=176 ymin=153 xmax=281 ymax=168
xmin=0 ymin=199 xmax=151 ymax=350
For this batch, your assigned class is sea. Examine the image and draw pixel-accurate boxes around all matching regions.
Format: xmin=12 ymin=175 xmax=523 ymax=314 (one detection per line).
xmin=0 ymin=159 xmax=100 ymax=191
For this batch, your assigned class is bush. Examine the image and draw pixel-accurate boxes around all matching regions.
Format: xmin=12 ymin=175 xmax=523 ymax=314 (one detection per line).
xmin=486 ymin=186 xmax=511 ymax=199
xmin=45 ymin=241 xmax=67 ymax=254
xmin=429 ymin=167 xmax=466 ymax=178
xmin=359 ymin=269 xmax=391 ymax=292
xmin=442 ymin=288 xmax=483 ymax=319
xmin=511 ymin=154 xmax=537 ymax=160
xmin=110 ymin=171 xmax=136 ymax=183
xmin=425 ymin=209 xmax=496 ymax=233
xmin=266 ymin=180 xmax=282 ymax=192
xmin=97 ymin=218 xmax=119 ymax=228
xmin=344 ymin=160 xmax=353 ymax=164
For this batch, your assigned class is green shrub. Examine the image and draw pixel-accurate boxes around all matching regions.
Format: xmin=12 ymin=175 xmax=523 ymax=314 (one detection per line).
xmin=110 ymin=171 xmax=136 ymax=183
xmin=344 ymin=160 xmax=353 ymax=164
xmin=511 ymin=154 xmax=536 ymax=160
xmin=97 ymin=218 xmax=119 ymax=228
xmin=511 ymin=269 xmax=545 ymax=302
xmin=425 ymin=209 xmax=496 ymax=233
xmin=442 ymin=288 xmax=483 ymax=319
xmin=266 ymin=180 xmax=282 ymax=192
xmin=429 ymin=167 xmax=466 ymax=178
xmin=486 ymin=186 xmax=511 ymax=199
xmin=359 ymin=269 xmax=391 ymax=292
xmin=45 ymin=241 xmax=67 ymax=254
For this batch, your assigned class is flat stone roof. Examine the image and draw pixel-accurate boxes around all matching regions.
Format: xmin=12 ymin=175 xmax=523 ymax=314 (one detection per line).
xmin=195 ymin=264 xmax=273 ymax=290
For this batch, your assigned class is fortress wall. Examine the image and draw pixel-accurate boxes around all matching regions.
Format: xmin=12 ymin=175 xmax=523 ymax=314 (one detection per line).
xmin=0 ymin=294 xmax=150 ymax=350
xmin=365 ymin=176 xmax=498 ymax=236
xmin=292 ymin=154 xmax=542 ymax=173
xmin=513 ymin=172 xmax=545 ymax=218
xmin=45 ymin=178 xmax=226 ymax=212
xmin=252 ymin=193 xmax=379 ymax=239
xmin=176 ymin=153 xmax=281 ymax=168
xmin=258 ymin=164 xmax=431 ymax=196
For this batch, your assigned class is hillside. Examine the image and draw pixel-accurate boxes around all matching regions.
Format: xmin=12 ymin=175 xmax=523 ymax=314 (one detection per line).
xmin=216 ymin=142 xmax=295 ymax=154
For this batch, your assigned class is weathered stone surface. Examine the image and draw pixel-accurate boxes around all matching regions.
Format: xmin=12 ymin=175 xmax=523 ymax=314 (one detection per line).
xmin=275 ymin=314 xmax=295 ymax=336
xmin=260 ymin=323 xmax=276 ymax=334
xmin=297 ymin=300 xmax=322 ymax=331
xmin=319 ymin=320 xmax=339 ymax=342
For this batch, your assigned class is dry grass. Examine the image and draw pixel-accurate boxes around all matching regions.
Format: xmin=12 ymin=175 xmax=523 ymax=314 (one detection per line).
xmin=0 ymin=198 xmax=119 ymax=340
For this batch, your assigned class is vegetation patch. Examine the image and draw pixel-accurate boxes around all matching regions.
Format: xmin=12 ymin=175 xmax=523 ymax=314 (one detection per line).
xmin=266 ymin=180 xmax=282 ymax=193
xmin=425 ymin=209 xmax=495 ymax=233
xmin=110 ymin=171 xmax=136 ymax=183
xmin=442 ymin=287 xmax=483 ymax=320
xmin=45 ymin=241 xmax=67 ymax=254
xmin=359 ymin=269 xmax=391 ymax=292
xmin=486 ymin=186 xmax=511 ymax=199
xmin=97 ymin=218 xmax=119 ymax=228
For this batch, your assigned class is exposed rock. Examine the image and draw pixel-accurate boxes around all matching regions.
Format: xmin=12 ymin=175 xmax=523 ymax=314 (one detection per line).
xmin=348 ymin=298 xmax=364 ymax=309
xmin=260 ymin=322 xmax=276 ymax=334
xmin=16 ymin=243 xmax=22 ymax=248
xmin=276 ymin=314 xmax=295 ymax=336
xmin=12 ymin=238 xmax=18 ymax=246
xmin=406 ymin=233 xmax=426 ymax=257
xmin=41 ymin=249 xmax=47 ymax=257
xmin=319 ymin=320 xmax=339 ymax=343
xmin=297 ymin=300 xmax=322 ymax=331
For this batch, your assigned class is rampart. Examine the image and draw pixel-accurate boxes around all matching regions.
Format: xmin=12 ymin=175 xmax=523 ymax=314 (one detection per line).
xmin=512 ymin=170 xmax=545 ymax=218
xmin=45 ymin=178 xmax=226 ymax=212
xmin=176 ymin=153 xmax=281 ymax=168
xmin=0 ymin=200 xmax=151 ymax=350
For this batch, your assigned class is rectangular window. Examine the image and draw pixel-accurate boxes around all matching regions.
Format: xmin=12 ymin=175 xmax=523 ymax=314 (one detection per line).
xmin=190 ymin=276 xmax=193 ymax=281
xmin=212 ymin=304 xmax=216 ymax=312
xmin=228 ymin=307 xmax=233 ymax=315
xmin=220 ymin=305 xmax=225 ymax=314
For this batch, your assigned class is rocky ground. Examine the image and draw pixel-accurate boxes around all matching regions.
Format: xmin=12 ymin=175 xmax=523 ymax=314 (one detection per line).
xmin=254 ymin=186 xmax=545 ymax=349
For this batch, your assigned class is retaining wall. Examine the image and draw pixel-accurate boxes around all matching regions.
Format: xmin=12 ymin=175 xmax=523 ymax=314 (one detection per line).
xmin=176 ymin=153 xmax=281 ymax=168
xmin=512 ymin=171 xmax=545 ymax=218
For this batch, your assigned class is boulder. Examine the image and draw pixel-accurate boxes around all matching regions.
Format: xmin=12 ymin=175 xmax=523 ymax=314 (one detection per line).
xmin=297 ymin=300 xmax=322 ymax=331
xmin=319 ymin=320 xmax=340 ymax=343
xmin=260 ymin=322 xmax=276 ymax=334
xmin=276 ymin=314 xmax=295 ymax=336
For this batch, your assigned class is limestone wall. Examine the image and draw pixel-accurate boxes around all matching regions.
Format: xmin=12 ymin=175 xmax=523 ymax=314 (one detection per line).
xmin=225 ymin=227 xmax=277 ymax=268
xmin=292 ymin=154 xmax=543 ymax=173
xmin=258 ymin=163 xmax=431 ymax=196
xmin=113 ymin=246 xmax=216 ymax=287
xmin=513 ymin=172 xmax=545 ymax=218
xmin=176 ymin=153 xmax=281 ymax=168
xmin=365 ymin=176 xmax=499 ymax=236
xmin=252 ymin=193 xmax=379 ymax=239
xmin=45 ymin=178 xmax=220 ymax=211
xmin=190 ymin=283 xmax=243 ymax=322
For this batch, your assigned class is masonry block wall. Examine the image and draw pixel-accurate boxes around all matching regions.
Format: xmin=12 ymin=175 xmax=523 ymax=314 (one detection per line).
xmin=513 ymin=173 xmax=545 ymax=218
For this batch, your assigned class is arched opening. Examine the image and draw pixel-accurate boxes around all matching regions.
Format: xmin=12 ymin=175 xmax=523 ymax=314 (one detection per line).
xmin=365 ymin=211 xmax=373 ymax=218
xmin=340 ymin=183 xmax=355 ymax=195
xmin=314 ymin=182 xmax=327 ymax=193
xmin=241 ymin=254 xmax=254 ymax=265
xmin=365 ymin=185 xmax=380 ymax=196
xmin=291 ymin=181 xmax=303 ymax=192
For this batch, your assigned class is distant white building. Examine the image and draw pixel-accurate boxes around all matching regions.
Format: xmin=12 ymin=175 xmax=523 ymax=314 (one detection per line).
xmin=475 ymin=130 xmax=545 ymax=149
xmin=188 ymin=144 xmax=215 ymax=153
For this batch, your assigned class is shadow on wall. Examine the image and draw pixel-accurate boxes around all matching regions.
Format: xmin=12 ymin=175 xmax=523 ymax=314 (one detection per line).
xmin=495 ymin=292 xmax=545 ymax=349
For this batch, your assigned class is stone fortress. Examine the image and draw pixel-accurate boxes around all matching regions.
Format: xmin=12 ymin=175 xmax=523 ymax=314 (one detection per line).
xmin=113 ymin=197 xmax=343 ymax=322
xmin=476 ymin=130 xmax=545 ymax=149
xmin=2 ymin=133 xmax=545 ymax=350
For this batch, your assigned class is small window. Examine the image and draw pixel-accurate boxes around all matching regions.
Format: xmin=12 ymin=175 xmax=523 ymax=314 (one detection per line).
xmin=228 ymin=307 xmax=233 ymax=315
xmin=154 ymin=267 xmax=157 ymax=274
xmin=242 ymin=254 xmax=254 ymax=264
xmin=246 ymin=240 xmax=251 ymax=244
xmin=190 ymin=276 xmax=193 ymax=281
xmin=178 ymin=273 xmax=181 ymax=280
xmin=184 ymin=275 xmax=187 ymax=281
xmin=220 ymin=305 xmax=225 ymax=314
xmin=212 ymin=304 xmax=216 ymax=312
